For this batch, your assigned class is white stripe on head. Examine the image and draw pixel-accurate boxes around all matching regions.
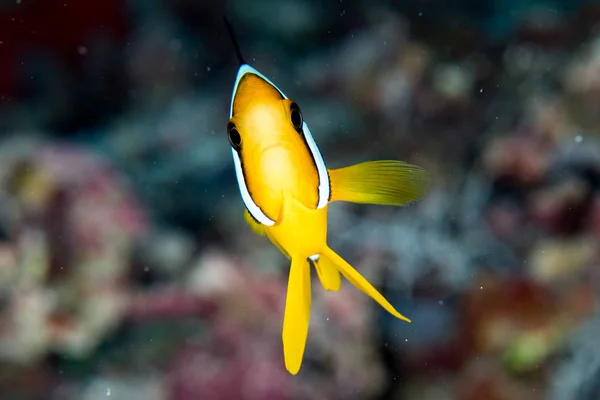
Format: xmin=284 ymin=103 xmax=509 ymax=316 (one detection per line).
xmin=231 ymin=148 xmax=275 ymax=226
xmin=229 ymin=64 xmax=287 ymax=118
xmin=228 ymin=63 xmax=329 ymax=222
xmin=230 ymin=64 xmax=284 ymax=227
xmin=301 ymin=122 xmax=330 ymax=208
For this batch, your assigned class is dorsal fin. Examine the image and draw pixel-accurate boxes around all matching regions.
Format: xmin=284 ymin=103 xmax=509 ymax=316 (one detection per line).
xmin=223 ymin=16 xmax=246 ymax=66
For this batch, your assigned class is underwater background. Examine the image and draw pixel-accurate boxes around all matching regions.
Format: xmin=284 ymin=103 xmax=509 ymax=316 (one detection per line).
xmin=1 ymin=0 xmax=600 ymax=399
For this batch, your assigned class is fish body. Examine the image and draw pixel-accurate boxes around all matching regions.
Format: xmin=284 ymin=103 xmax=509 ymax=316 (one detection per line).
xmin=224 ymin=19 xmax=429 ymax=375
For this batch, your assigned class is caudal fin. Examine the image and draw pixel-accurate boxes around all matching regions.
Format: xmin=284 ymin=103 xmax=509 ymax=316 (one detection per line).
xmin=321 ymin=246 xmax=411 ymax=323
xmin=328 ymin=160 xmax=429 ymax=206
xmin=282 ymin=256 xmax=311 ymax=375
xmin=312 ymin=255 xmax=342 ymax=292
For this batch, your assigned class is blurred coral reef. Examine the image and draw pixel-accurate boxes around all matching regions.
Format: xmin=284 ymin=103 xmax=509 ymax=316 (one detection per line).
xmin=1 ymin=0 xmax=600 ymax=399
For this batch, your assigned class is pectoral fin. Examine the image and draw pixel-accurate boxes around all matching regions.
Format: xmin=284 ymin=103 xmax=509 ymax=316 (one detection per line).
xmin=328 ymin=160 xmax=429 ymax=206
xmin=244 ymin=208 xmax=266 ymax=236
xmin=266 ymin=230 xmax=291 ymax=260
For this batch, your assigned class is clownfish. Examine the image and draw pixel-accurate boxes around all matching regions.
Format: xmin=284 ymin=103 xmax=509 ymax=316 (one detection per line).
xmin=224 ymin=18 xmax=429 ymax=375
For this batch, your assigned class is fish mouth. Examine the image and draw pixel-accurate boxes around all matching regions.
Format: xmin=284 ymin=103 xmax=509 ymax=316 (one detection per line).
xmin=259 ymin=143 xmax=289 ymax=155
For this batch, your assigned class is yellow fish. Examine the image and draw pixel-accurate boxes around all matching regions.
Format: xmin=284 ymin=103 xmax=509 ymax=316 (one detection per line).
xmin=224 ymin=18 xmax=429 ymax=375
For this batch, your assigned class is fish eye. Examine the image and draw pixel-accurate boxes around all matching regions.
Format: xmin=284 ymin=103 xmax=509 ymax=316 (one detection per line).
xmin=227 ymin=122 xmax=242 ymax=150
xmin=290 ymin=102 xmax=303 ymax=132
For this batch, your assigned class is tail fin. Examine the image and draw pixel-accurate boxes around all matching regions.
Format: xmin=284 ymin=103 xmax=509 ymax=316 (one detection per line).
xmin=321 ymin=246 xmax=411 ymax=323
xmin=282 ymin=256 xmax=312 ymax=375
xmin=312 ymin=255 xmax=342 ymax=292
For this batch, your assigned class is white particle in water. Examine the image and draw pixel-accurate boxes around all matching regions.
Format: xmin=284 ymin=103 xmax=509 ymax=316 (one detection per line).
xmin=575 ymin=135 xmax=583 ymax=143
xmin=106 ymin=388 xmax=111 ymax=397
